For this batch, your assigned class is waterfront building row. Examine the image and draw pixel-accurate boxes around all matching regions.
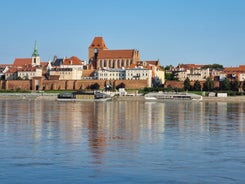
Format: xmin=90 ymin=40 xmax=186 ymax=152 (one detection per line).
xmin=0 ymin=37 xmax=164 ymax=89
xmin=171 ymin=64 xmax=245 ymax=82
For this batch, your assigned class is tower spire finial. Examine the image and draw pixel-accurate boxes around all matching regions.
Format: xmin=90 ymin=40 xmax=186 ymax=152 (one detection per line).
xmin=32 ymin=41 xmax=40 ymax=57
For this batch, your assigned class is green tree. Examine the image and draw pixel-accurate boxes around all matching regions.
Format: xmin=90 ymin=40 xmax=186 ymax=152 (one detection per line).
xmin=165 ymin=72 xmax=175 ymax=80
xmin=17 ymin=76 xmax=22 ymax=80
xmin=164 ymin=65 xmax=174 ymax=71
xmin=116 ymin=82 xmax=125 ymax=89
xmin=90 ymin=83 xmax=100 ymax=90
xmin=242 ymin=82 xmax=245 ymax=92
xmin=203 ymin=77 xmax=214 ymax=91
xmin=193 ymin=80 xmax=201 ymax=91
xmin=220 ymin=78 xmax=231 ymax=90
xmin=201 ymin=64 xmax=224 ymax=70
xmin=24 ymin=74 xmax=29 ymax=80
xmin=231 ymin=78 xmax=240 ymax=91
xmin=184 ymin=77 xmax=191 ymax=91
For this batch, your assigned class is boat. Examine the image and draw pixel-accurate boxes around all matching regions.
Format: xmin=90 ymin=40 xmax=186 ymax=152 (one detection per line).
xmin=144 ymin=96 xmax=157 ymax=101
xmin=144 ymin=92 xmax=203 ymax=101
xmin=57 ymin=91 xmax=112 ymax=101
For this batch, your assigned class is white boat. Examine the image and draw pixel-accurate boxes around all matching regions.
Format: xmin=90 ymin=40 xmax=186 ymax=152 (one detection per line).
xmin=144 ymin=96 xmax=157 ymax=101
xmin=144 ymin=92 xmax=202 ymax=101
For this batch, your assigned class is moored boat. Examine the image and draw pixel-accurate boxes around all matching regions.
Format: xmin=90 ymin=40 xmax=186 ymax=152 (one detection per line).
xmin=57 ymin=91 xmax=111 ymax=101
xmin=144 ymin=92 xmax=202 ymax=101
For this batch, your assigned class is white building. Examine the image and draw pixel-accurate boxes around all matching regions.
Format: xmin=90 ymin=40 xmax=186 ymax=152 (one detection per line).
xmin=177 ymin=68 xmax=210 ymax=81
xmin=49 ymin=68 xmax=82 ymax=80
xmin=239 ymin=72 xmax=245 ymax=82
xmin=17 ymin=67 xmax=42 ymax=79
xmin=97 ymin=67 xmax=152 ymax=87
xmin=97 ymin=69 xmax=125 ymax=80
xmin=126 ymin=68 xmax=152 ymax=87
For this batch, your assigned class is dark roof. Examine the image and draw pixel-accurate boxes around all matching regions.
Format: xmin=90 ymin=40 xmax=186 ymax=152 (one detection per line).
xmin=52 ymin=58 xmax=64 ymax=66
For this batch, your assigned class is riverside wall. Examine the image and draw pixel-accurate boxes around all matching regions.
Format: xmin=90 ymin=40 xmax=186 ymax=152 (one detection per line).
xmin=165 ymin=80 xmax=220 ymax=89
xmin=0 ymin=79 xmax=148 ymax=91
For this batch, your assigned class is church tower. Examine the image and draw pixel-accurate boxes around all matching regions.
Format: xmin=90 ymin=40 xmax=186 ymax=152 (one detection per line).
xmin=32 ymin=41 xmax=41 ymax=66
xmin=88 ymin=37 xmax=108 ymax=69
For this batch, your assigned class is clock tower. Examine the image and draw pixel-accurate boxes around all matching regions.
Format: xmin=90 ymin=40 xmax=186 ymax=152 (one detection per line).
xmin=88 ymin=37 xmax=108 ymax=68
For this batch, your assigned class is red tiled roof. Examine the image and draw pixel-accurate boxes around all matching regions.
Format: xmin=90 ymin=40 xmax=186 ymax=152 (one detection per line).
xmin=224 ymin=66 xmax=245 ymax=72
xmin=63 ymin=56 xmax=84 ymax=65
xmin=5 ymin=68 xmax=18 ymax=73
xmin=177 ymin=64 xmax=203 ymax=70
xmin=126 ymin=64 xmax=137 ymax=69
xmin=41 ymin=62 xmax=48 ymax=66
xmin=82 ymin=69 xmax=95 ymax=77
xmin=13 ymin=58 xmax=32 ymax=66
xmin=89 ymin=37 xmax=108 ymax=49
xmin=18 ymin=67 xmax=37 ymax=72
xmin=98 ymin=50 xmax=135 ymax=59
xmin=0 ymin=64 xmax=12 ymax=68
xmin=239 ymin=65 xmax=245 ymax=70
xmin=146 ymin=60 xmax=160 ymax=66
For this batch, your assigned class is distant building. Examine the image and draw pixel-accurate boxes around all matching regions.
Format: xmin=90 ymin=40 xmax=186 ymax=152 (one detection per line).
xmin=222 ymin=65 xmax=245 ymax=81
xmin=13 ymin=41 xmax=41 ymax=67
xmin=174 ymin=64 xmax=210 ymax=81
xmin=0 ymin=64 xmax=12 ymax=79
xmin=126 ymin=68 xmax=152 ymax=87
xmin=97 ymin=67 xmax=152 ymax=87
xmin=5 ymin=42 xmax=47 ymax=80
xmin=88 ymin=37 xmax=140 ymax=69
xmin=49 ymin=56 xmax=84 ymax=80
xmin=17 ymin=67 xmax=42 ymax=80
xmin=97 ymin=68 xmax=125 ymax=80
xmin=61 ymin=56 xmax=85 ymax=70
xmin=49 ymin=68 xmax=82 ymax=80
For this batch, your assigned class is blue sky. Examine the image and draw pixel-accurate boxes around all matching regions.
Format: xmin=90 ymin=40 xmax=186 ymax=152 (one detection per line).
xmin=0 ymin=0 xmax=244 ymax=67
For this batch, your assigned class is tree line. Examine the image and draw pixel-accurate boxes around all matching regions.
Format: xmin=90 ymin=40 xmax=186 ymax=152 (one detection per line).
xmin=184 ymin=77 xmax=245 ymax=92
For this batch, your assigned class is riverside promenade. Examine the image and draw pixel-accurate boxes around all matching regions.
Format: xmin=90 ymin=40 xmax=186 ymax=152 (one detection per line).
xmin=1 ymin=93 xmax=245 ymax=102
xmin=0 ymin=93 xmax=57 ymax=100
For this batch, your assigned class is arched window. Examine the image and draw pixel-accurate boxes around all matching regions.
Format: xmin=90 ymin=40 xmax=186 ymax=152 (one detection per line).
xmin=108 ymin=60 xmax=111 ymax=68
xmin=99 ymin=60 xmax=102 ymax=68
xmin=117 ymin=60 xmax=120 ymax=68
xmin=121 ymin=59 xmax=124 ymax=67
xmin=111 ymin=60 xmax=115 ymax=68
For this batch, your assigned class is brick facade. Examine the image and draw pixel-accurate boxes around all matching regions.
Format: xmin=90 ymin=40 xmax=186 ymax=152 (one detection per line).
xmin=165 ymin=80 xmax=220 ymax=89
xmin=0 ymin=79 xmax=148 ymax=91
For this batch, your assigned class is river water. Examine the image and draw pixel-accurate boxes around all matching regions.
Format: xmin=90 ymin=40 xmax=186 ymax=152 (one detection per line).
xmin=0 ymin=99 xmax=245 ymax=183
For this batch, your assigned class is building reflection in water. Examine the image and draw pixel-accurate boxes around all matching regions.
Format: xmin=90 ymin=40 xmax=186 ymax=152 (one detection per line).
xmin=1 ymin=99 xmax=245 ymax=166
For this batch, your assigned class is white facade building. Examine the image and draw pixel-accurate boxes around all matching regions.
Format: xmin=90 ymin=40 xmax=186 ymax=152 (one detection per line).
xmin=49 ymin=68 xmax=82 ymax=80
xmin=126 ymin=68 xmax=152 ymax=87
xmin=17 ymin=68 xmax=42 ymax=79
xmin=97 ymin=68 xmax=152 ymax=87
xmin=177 ymin=68 xmax=210 ymax=81
xmin=97 ymin=69 xmax=125 ymax=80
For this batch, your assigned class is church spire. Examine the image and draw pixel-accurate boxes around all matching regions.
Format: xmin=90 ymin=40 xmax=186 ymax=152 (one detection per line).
xmin=32 ymin=41 xmax=40 ymax=57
